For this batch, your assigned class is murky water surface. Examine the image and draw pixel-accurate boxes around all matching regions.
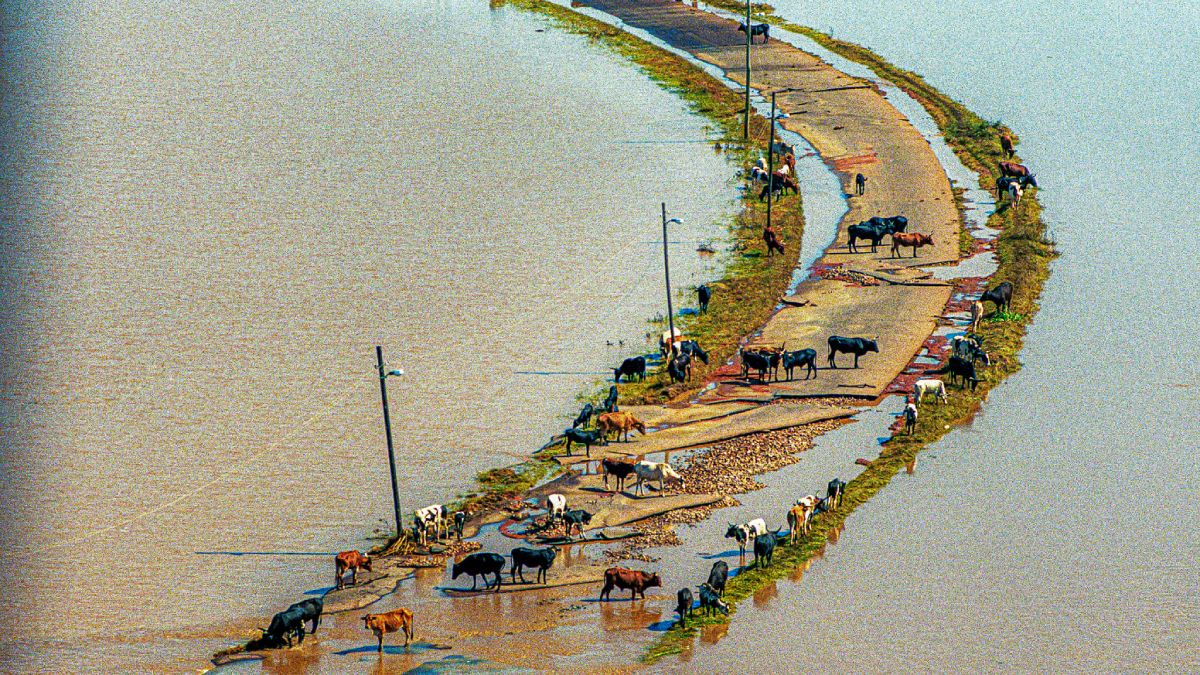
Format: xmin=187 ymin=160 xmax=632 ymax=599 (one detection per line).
xmin=0 ymin=0 xmax=737 ymax=670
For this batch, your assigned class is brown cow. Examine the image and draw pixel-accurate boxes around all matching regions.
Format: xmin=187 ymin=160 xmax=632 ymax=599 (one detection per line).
xmin=335 ymin=550 xmax=372 ymax=590
xmin=763 ymin=225 xmax=785 ymax=256
xmin=596 ymin=411 xmax=646 ymax=443
xmin=891 ymin=232 xmax=934 ymax=258
xmin=1000 ymin=133 xmax=1015 ymax=159
xmin=998 ymin=161 xmax=1031 ymax=178
xmin=600 ymin=567 xmax=662 ymax=601
xmin=362 ymin=608 xmax=414 ymax=652
xmin=601 ymin=457 xmax=637 ymax=492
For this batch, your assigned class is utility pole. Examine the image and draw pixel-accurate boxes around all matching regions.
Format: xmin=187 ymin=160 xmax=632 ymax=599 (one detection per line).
xmin=767 ymin=90 xmax=777 ymax=231
xmin=662 ymin=203 xmax=679 ymax=359
xmin=743 ymin=0 xmax=752 ymax=140
xmin=374 ymin=346 xmax=404 ymax=540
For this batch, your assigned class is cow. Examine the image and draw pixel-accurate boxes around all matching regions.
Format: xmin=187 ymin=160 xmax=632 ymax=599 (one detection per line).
xmin=848 ymin=216 xmax=907 ymax=253
xmin=666 ymin=352 xmax=691 ymax=384
xmin=996 ymin=174 xmax=1037 ymax=199
xmin=725 ymin=518 xmax=767 ymax=557
xmin=758 ymin=173 xmax=798 ymax=201
xmin=675 ymin=587 xmax=694 ymax=628
xmin=453 ymin=511 xmax=467 ymax=540
xmin=600 ymin=567 xmax=662 ymax=601
xmin=737 ymin=22 xmax=770 ymax=44
xmin=754 ymin=527 xmax=781 ymax=568
xmin=601 ymin=385 xmax=620 ymax=413
xmin=679 ymin=340 xmax=709 ymax=364
xmin=546 ymin=493 xmax=568 ymax=522
xmin=771 ymin=140 xmax=795 ymax=157
xmin=597 ymin=411 xmax=646 ymax=443
xmin=855 ymin=172 xmax=867 ymax=195
xmin=869 ymin=215 xmax=909 ymax=234
xmin=970 ymin=299 xmax=985 ymax=333
xmin=891 ymin=232 xmax=934 ymax=258
xmin=602 ymin=457 xmax=638 ymax=492
xmin=706 ymin=561 xmax=729 ymax=597
xmin=981 ymin=281 xmax=1014 ymax=313
xmin=696 ymin=284 xmax=711 ymax=313
xmin=614 ymin=356 xmax=646 ymax=383
xmin=698 ymin=583 xmax=730 ymax=616
xmin=1008 ymin=181 xmax=1023 ymax=208
xmin=788 ymin=495 xmax=820 ymax=541
xmin=782 ymin=151 xmax=796 ymax=175
xmin=563 ymin=427 xmax=605 ymax=457
xmin=998 ymin=161 xmax=1031 ymax=178
xmin=572 ymin=402 xmax=594 ymax=429
xmin=904 ymin=401 xmax=918 ymax=435
xmin=740 ymin=347 xmax=774 ymax=382
xmin=562 ymin=509 xmax=593 ymax=536
xmin=826 ymin=477 xmax=846 ymax=510
xmin=335 ymin=550 xmax=372 ymax=590
xmin=452 ymin=552 xmax=506 ymax=591
xmin=827 ymin=335 xmax=878 ymax=369
xmin=953 ymin=335 xmax=990 ymax=366
xmin=362 ymin=608 xmax=414 ymax=652
xmin=289 ymin=597 xmax=322 ymax=636
xmin=933 ymin=356 xmax=979 ymax=390
xmin=414 ymin=504 xmax=447 ymax=546
xmin=632 ymin=460 xmax=684 ymax=496
xmin=780 ymin=348 xmax=817 ymax=381
xmin=913 ymin=378 xmax=948 ymax=405
xmin=510 ymin=546 xmax=557 ymax=584
xmin=263 ymin=605 xmax=307 ymax=647
xmin=1000 ymin=133 xmax=1014 ymax=159
xmin=762 ymin=225 xmax=786 ymax=258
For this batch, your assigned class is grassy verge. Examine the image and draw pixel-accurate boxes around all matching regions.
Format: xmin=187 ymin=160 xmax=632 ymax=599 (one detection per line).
xmin=642 ymin=6 xmax=1057 ymax=665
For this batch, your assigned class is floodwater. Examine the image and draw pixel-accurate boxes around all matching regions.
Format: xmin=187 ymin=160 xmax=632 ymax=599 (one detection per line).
xmin=676 ymin=1 xmax=1200 ymax=671
xmin=0 ymin=0 xmax=738 ymax=671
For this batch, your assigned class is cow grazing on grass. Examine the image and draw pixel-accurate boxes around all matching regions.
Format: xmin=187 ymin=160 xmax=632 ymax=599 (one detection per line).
xmin=892 ymin=232 xmax=934 ymax=258
xmin=827 ymin=477 xmax=846 ymax=509
xmin=675 ymin=588 xmax=694 ymax=628
xmin=667 ymin=351 xmax=692 ymax=384
xmin=698 ymin=583 xmax=730 ymax=616
xmin=510 ymin=546 xmax=557 ymax=584
xmin=913 ymin=378 xmax=948 ymax=405
xmin=1008 ymin=181 xmax=1023 ymax=208
xmin=602 ymin=385 xmax=620 ymax=413
xmin=706 ymin=561 xmax=729 ymax=597
xmin=953 ymin=334 xmax=990 ymax=366
xmin=600 ymin=567 xmax=662 ymax=601
xmin=563 ymin=427 xmax=605 ymax=457
xmin=453 ymin=511 xmax=467 ymax=540
xmin=1000 ymin=133 xmax=1014 ymax=159
xmin=572 ymin=403 xmax=594 ymax=429
xmin=855 ymin=172 xmax=867 ymax=195
xmin=696 ymin=284 xmax=711 ymax=313
xmin=335 ymin=550 xmax=372 ymax=590
xmin=633 ymin=460 xmax=684 ymax=496
xmin=362 ymin=608 xmax=414 ymax=652
xmin=562 ymin=509 xmax=594 ymax=536
xmin=998 ymin=161 xmax=1032 ymax=179
xmin=762 ymin=224 xmax=786 ymax=256
xmin=738 ymin=22 xmax=770 ymax=43
xmin=933 ymin=356 xmax=979 ymax=390
xmin=904 ymin=402 xmax=918 ymax=435
xmin=725 ymin=518 xmax=768 ymax=557
xmin=602 ymin=458 xmax=638 ymax=492
xmin=981 ymin=281 xmax=1014 ymax=313
xmin=614 ymin=356 xmax=646 ymax=383
xmin=781 ymin=348 xmax=817 ymax=381
xmin=754 ymin=527 xmax=782 ymax=568
xmin=452 ymin=552 xmax=506 ymax=591
xmin=679 ymin=340 xmax=709 ymax=364
xmin=546 ymin=493 xmax=568 ymax=522
xmin=827 ymin=335 xmax=878 ymax=369
xmin=597 ymin=411 xmax=646 ymax=443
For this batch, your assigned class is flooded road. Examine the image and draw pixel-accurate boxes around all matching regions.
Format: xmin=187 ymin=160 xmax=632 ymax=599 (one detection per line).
xmin=675 ymin=1 xmax=1200 ymax=670
xmin=0 ymin=0 xmax=736 ymax=670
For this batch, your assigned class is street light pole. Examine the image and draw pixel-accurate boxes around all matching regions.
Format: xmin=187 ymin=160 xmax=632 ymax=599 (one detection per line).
xmin=768 ymin=90 xmax=777 ymax=232
xmin=661 ymin=203 xmax=681 ymax=359
xmin=374 ymin=345 xmax=404 ymax=540
xmin=743 ymin=0 xmax=752 ymax=140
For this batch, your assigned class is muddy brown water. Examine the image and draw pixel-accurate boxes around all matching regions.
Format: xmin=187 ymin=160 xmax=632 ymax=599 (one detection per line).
xmin=0 ymin=0 xmax=738 ymax=670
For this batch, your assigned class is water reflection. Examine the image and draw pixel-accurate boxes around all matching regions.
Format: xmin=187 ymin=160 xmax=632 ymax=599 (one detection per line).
xmin=598 ymin=600 xmax=663 ymax=632
xmin=752 ymin=580 xmax=778 ymax=608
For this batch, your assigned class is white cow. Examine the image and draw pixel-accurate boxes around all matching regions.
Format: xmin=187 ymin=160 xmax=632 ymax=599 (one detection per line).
xmin=546 ymin=493 xmax=568 ymax=522
xmin=970 ymin=300 xmax=985 ymax=333
xmin=788 ymin=495 xmax=820 ymax=541
xmin=1008 ymin=181 xmax=1023 ymax=207
xmin=633 ymin=460 xmax=684 ymax=496
xmin=913 ymin=378 xmax=949 ymax=405
xmin=414 ymin=504 xmax=446 ymax=546
xmin=725 ymin=517 xmax=768 ymax=556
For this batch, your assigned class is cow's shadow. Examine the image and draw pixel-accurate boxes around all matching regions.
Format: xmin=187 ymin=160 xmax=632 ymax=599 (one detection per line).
xmin=699 ymin=550 xmax=743 ymax=560
xmin=333 ymin=642 xmax=450 ymax=656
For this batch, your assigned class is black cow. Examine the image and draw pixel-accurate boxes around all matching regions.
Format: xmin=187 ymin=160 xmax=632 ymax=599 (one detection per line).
xmin=868 ymin=215 xmax=908 ymax=234
xmin=562 ymin=509 xmax=593 ymax=536
xmin=614 ymin=356 xmax=646 ymax=383
xmin=563 ymin=427 xmax=605 ymax=457
xmin=452 ymin=552 xmax=506 ymax=591
xmin=697 ymin=284 xmax=711 ymax=313
xmin=675 ymin=587 xmax=694 ymax=628
xmin=601 ymin=385 xmax=619 ymax=413
xmin=289 ymin=597 xmax=322 ymax=637
xmin=847 ymin=217 xmax=906 ymax=253
xmin=753 ymin=528 xmax=780 ymax=568
xmin=855 ymin=173 xmax=867 ymax=195
xmin=827 ymin=477 xmax=846 ymax=509
xmin=737 ymin=21 xmax=769 ymax=43
xmin=572 ymin=403 xmax=594 ymax=429
xmin=706 ymin=560 xmax=729 ymax=597
xmin=263 ymin=605 xmax=307 ymax=647
xmin=936 ymin=355 xmax=979 ymax=390
xmin=781 ymin=348 xmax=817 ymax=380
xmin=698 ymin=583 xmax=730 ymax=616
xmin=510 ymin=546 xmax=557 ymax=584
xmin=827 ymin=336 xmax=879 ymax=369
xmin=981 ymin=281 xmax=1014 ymax=313
xmin=679 ymin=340 xmax=709 ymax=364
xmin=740 ymin=348 xmax=774 ymax=382
xmin=453 ymin=510 xmax=467 ymax=540
xmin=667 ymin=352 xmax=692 ymax=384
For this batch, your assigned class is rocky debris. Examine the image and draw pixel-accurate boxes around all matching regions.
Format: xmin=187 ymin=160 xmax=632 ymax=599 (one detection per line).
xmin=443 ymin=540 xmax=481 ymax=558
xmin=815 ymin=264 xmax=881 ymax=286
xmin=676 ymin=419 xmax=847 ymax=496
